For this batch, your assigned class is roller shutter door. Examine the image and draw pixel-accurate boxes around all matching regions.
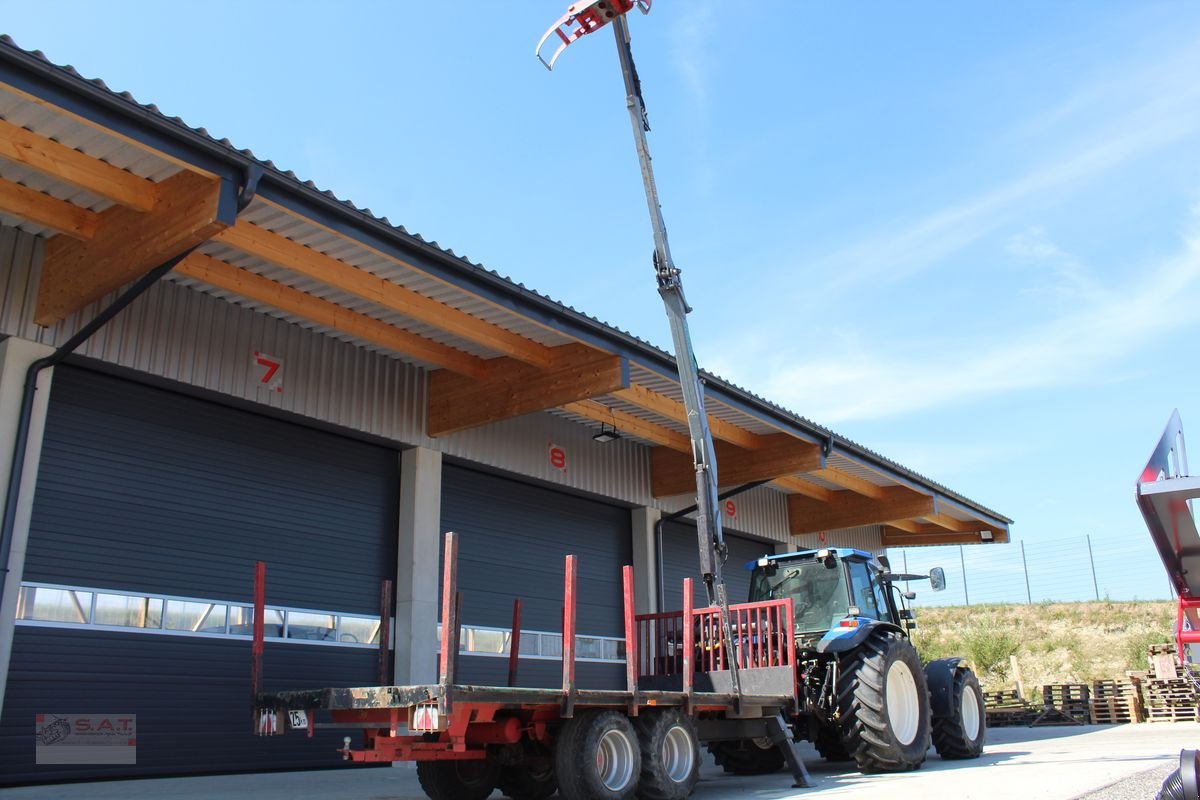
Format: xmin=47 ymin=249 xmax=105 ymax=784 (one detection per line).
xmin=0 ymin=366 xmax=398 ymax=784
xmin=441 ymin=465 xmax=631 ymax=690
xmin=660 ymin=519 xmax=774 ymax=610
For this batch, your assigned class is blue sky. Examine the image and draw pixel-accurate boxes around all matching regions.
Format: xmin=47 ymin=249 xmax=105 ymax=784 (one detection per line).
xmin=4 ymin=1 xmax=1199 ymax=603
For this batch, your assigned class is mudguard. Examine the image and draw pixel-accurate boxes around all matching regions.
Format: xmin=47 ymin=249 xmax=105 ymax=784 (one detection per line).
xmin=924 ymin=657 xmax=966 ymax=717
xmin=815 ymin=620 xmax=903 ymax=654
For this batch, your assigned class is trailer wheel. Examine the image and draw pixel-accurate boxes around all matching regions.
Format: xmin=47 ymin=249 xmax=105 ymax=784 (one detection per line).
xmin=835 ymin=629 xmax=931 ymax=773
xmin=930 ymin=666 xmax=986 ymax=759
xmin=555 ymin=710 xmax=641 ymax=800
xmin=706 ymin=737 xmax=784 ymax=775
xmin=634 ymin=710 xmax=699 ymax=800
xmin=416 ymin=757 xmax=500 ymax=800
xmin=813 ymin=726 xmax=851 ymax=762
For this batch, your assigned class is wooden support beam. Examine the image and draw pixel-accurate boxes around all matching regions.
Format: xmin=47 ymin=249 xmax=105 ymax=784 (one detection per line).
xmin=773 ymin=475 xmax=835 ymax=503
xmin=789 ymin=487 xmax=936 ymax=536
xmin=428 ymin=345 xmax=628 ymax=437
xmin=214 ymin=220 xmax=562 ymax=369
xmin=925 ymin=513 xmax=982 ymax=533
xmin=651 ymin=434 xmax=823 ymax=497
xmin=611 ymin=385 xmax=763 ymax=450
xmin=177 ymin=254 xmax=492 ymax=379
xmin=563 ymin=400 xmax=691 ymax=452
xmin=886 ymin=519 xmax=924 ymax=534
xmin=35 ymin=170 xmax=233 ymax=326
xmin=0 ymin=178 xmax=99 ymax=240
xmin=0 ymin=118 xmax=158 ymax=210
xmin=812 ymin=467 xmax=885 ymax=499
xmin=881 ymin=526 xmax=1006 ymax=547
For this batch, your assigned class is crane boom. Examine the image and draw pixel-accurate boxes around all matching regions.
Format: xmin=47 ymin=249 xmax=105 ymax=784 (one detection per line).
xmin=536 ymin=2 xmax=741 ymax=701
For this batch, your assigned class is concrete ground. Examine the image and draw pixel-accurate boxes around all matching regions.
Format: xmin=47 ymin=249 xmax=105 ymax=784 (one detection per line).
xmin=1 ymin=723 xmax=1196 ymax=800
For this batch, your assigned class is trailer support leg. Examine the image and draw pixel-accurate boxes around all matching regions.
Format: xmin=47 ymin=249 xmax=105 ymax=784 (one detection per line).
xmin=768 ymin=712 xmax=813 ymax=788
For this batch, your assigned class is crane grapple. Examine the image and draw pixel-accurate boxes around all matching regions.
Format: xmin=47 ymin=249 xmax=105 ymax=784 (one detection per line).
xmin=536 ymin=0 xmax=651 ymax=70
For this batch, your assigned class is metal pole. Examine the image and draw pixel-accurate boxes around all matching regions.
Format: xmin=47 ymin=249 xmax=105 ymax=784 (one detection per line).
xmin=1020 ymin=540 xmax=1032 ymax=604
xmin=959 ymin=545 xmax=969 ymax=606
xmin=902 ymin=551 xmax=910 ymax=595
xmin=1086 ymin=535 xmax=1100 ymax=601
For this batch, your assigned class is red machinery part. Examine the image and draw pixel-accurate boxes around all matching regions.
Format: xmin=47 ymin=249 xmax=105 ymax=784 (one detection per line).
xmin=536 ymin=0 xmax=651 ymax=70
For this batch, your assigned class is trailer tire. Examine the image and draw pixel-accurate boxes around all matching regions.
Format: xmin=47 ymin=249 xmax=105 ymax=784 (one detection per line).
xmin=555 ymin=710 xmax=641 ymax=800
xmin=813 ymin=726 xmax=851 ymax=762
xmin=836 ymin=629 xmax=931 ymax=773
xmin=930 ymin=666 xmax=986 ymax=759
xmin=706 ymin=737 xmax=784 ymax=775
xmin=416 ymin=757 xmax=500 ymax=800
xmin=634 ymin=710 xmax=700 ymax=799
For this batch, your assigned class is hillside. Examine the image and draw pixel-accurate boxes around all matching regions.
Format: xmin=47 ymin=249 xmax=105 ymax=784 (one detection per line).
xmin=908 ymin=600 xmax=1175 ymax=690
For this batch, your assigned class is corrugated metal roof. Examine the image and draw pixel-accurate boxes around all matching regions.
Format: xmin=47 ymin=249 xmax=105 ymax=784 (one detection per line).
xmin=0 ymin=34 xmax=1012 ymax=526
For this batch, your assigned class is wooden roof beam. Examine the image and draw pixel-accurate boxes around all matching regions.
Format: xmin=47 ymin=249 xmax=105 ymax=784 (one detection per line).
xmin=0 ymin=177 xmax=99 ymax=240
xmin=176 ymin=254 xmax=491 ymax=379
xmin=881 ymin=526 xmax=1006 ymax=547
xmin=213 ymin=220 xmax=564 ymax=369
xmin=429 ymin=344 xmax=628 ymax=437
xmin=651 ymin=434 xmax=823 ymax=498
xmin=35 ymin=170 xmax=234 ymax=326
xmin=0 ymin=118 xmax=158 ymax=211
xmin=789 ymin=487 xmax=936 ymax=536
xmin=611 ymin=385 xmax=763 ymax=450
xmin=773 ymin=475 xmax=835 ymax=503
xmin=563 ymin=400 xmax=691 ymax=452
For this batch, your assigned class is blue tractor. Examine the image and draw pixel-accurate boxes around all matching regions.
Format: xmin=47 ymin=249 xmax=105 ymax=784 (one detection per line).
xmin=708 ymin=548 xmax=985 ymax=775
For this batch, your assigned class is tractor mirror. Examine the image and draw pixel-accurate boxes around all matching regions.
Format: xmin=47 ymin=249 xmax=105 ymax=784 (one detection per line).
xmin=903 ymin=591 xmax=916 ymax=601
xmin=929 ymin=567 xmax=946 ymax=592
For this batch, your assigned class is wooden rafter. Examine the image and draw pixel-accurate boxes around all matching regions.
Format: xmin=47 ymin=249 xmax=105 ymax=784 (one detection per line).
xmin=881 ymin=526 xmax=1005 ymax=547
xmin=788 ymin=487 xmax=936 ymax=536
xmin=0 ymin=178 xmax=98 ymax=240
xmin=176 ymin=254 xmax=491 ymax=379
xmin=35 ymin=170 xmax=233 ymax=326
xmin=563 ymin=400 xmax=691 ymax=452
xmin=652 ymin=435 xmax=823 ymax=498
xmin=813 ymin=467 xmax=885 ymax=498
xmin=428 ymin=344 xmax=628 ymax=437
xmin=611 ymin=385 xmax=762 ymax=449
xmin=773 ymin=475 xmax=834 ymax=503
xmin=213 ymin=220 xmax=564 ymax=369
xmin=886 ymin=519 xmax=923 ymax=534
xmin=0 ymin=118 xmax=158 ymax=210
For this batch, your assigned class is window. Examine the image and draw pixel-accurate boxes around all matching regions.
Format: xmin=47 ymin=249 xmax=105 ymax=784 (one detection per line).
xmin=847 ymin=562 xmax=881 ymax=620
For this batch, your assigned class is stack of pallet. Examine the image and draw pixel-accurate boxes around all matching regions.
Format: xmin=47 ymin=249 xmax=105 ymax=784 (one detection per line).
xmin=1132 ymin=643 xmax=1198 ymax=723
xmin=983 ymin=688 xmax=1037 ymax=727
xmin=1089 ymin=679 xmax=1142 ymax=724
xmin=1034 ymin=683 xmax=1090 ymax=726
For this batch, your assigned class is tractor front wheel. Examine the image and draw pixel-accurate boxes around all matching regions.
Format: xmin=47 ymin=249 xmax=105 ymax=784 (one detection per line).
xmin=706 ymin=736 xmax=784 ymax=775
xmin=930 ymin=665 xmax=986 ymax=759
xmin=835 ymin=629 xmax=931 ymax=773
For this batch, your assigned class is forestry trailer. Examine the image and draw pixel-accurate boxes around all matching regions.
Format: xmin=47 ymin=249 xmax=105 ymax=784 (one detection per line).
xmin=249 ymin=3 xmax=985 ymax=798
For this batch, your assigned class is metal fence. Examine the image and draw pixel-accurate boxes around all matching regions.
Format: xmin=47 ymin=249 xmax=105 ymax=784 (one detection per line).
xmin=888 ymin=533 xmax=1173 ymax=607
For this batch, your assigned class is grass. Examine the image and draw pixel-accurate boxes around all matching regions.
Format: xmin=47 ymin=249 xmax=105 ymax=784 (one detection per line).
xmin=908 ymin=600 xmax=1175 ymax=690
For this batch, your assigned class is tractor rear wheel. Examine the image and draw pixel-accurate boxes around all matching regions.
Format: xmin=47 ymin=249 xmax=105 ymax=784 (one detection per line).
xmin=835 ymin=629 xmax=931 ymax=773
xmin=931 ymin=666 xmax=986 ymax=759
xmin=706 ymin=737 xmax=784 ymax=775
xmin=416 ymin=757 xmax=500 ymax=800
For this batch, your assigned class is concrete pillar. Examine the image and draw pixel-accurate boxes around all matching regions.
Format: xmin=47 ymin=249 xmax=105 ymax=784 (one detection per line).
xmin=631 ymin=506 xmax=660 ymax=614
xmin=393 ymin=446 xmax=443 ymax=686
xmin=0 ymin=337 xmax=56 ymax=718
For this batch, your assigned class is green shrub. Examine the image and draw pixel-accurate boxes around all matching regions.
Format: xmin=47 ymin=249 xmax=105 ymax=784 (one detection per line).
xmin=962 ymin=622 xmax=1020 ymax=679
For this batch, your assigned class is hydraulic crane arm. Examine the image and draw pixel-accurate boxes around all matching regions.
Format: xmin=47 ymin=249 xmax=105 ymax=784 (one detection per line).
xmin=536 ymin=1 xmax=741 ymax=700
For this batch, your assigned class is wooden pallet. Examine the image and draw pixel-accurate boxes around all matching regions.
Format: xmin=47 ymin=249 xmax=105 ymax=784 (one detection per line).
xmin=1043 ymin=683 xmax=1090 ymax=704
xmin=1144 ymin=705 xmax=1198 ymax=723
xmin=1089 ymin=697 xmax=1138 ymax=724
xmin=984 ymin=689 xmax=1023 ymax=708
xmin=986 ymin=707 xmax=1038 ymax=727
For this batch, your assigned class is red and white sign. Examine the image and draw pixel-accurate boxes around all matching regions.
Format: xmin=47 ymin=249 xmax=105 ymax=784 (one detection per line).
xmin=253 ymin=351 xmax=283 ymax=394
xmin=724 ymin=500 xmax=737 ymax=519
xmin=818 ymin=531 xmax=827 ymax=543
xmin=548 ymin=443 xmax=567 ymax=472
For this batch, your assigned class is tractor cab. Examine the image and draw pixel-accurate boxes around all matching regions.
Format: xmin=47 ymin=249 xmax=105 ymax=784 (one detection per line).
xmin=748 ymin=549 xmax=945 ymax=651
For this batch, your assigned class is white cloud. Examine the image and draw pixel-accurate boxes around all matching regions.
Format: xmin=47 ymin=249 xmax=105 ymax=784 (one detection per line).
xmin=752 ymin=202 xmax=1200 ymax=424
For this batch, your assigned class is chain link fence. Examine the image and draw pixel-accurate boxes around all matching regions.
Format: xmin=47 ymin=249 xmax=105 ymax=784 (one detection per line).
xmin=888 ymin=533 xmax=1172 ymax=607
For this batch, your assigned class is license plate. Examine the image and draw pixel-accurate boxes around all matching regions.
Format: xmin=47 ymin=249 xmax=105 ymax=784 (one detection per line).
xmin=288 ymin=710 xmax=308 ymax=730
xmin=412 ymin=704 xmax=440 ymax=732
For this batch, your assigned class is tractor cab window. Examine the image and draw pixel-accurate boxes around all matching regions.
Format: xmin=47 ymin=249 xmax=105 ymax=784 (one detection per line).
xmin=847 ymin=561 xmax=882 ymax=620
xmin=750 ymin=558 xmax=850 ymax=632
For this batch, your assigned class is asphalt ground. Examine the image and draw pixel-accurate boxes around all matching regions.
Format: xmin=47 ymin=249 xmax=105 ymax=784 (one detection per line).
xmin=1 ymin=722 xmax=1195 ymax=800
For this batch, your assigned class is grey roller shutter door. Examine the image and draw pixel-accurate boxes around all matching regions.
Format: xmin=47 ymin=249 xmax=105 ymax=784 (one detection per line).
xmin=441 ymin=465 xmax=631 ymax=690
xmin=660 ymin=520 xmax=774 ymax=610
xmin=1 ymin=366 xmax=398 ymax=784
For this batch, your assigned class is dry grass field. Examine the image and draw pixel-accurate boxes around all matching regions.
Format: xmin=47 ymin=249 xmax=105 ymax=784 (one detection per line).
xmin=909 ymin=600 xmax=1176 ymax=690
